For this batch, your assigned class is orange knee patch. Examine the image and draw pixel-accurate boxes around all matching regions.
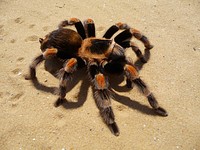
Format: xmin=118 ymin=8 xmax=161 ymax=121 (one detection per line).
xmin=130 ymin=28 xmax=142 ymax=39
xmin=70 ymin=18 xmax=80 ymax=23
xmin=43 ymin=48 xmax=58 ymax=57
xmin=95 ymin=74 xmax=107 ymax=89
xmin=116 ymin=22 xmax=123 ymax=28
xmin=125 ymin=65 xmax=139 ymax=78
xmin=86 ymin=18 xmax=94 ymax=24
xmin=116 ymin=22 xmax=128 ymax=29
xmin=64 ymin=58 xmax=77 ymax=72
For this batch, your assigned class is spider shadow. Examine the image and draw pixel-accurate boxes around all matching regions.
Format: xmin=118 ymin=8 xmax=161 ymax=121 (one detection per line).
xmin=60 ymin=75 xmax=90 ymax=109
xmin=30 ymin=57 xmax=90 ymax=109
xmin=30 ymin=78 xmax=58 ymax=94
xmin=108 ymin=74 xmax=157 ymax=116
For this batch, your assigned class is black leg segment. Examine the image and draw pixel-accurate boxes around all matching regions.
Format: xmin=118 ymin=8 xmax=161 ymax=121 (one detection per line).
xmin=59 ymin=18 xmax=86 ymax=39
xmin=25 ymin=54 xmax=44 ymax=80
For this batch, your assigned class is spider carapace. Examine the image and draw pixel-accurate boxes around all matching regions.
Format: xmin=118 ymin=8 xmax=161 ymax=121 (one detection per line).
xmin=26 ymin=18 xmax=168 ymax=136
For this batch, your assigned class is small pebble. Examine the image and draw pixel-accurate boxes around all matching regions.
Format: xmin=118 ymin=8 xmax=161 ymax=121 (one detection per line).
xmin=153 ymin=137 xmax=159 ymax=141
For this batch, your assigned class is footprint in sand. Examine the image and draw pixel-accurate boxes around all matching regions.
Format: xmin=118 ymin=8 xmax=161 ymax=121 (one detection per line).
xmin=10 ymin=39 xmax=16 ymax=43
xmin=25 ymin=35 xmax=38 ymax=42
xmin=14 ymin=17 xmax=24 ymax=24
xmin=0 ymin=25 xmax=6 ymax=36
xmin=0 ymin=92 xmax=3 ymax=99
xmin=10 ymin=92 xmax=24 ymax=107
xmin=11 ymin=92 xmax=24 ymax=100
xmin=12 ymin=68 xmax=22 ymax=76
xmin=42 ymin=26 xmax=50 ymax=31
xmin=29 ymin=24 xmax=35 ymax=29
xmin=96 ymin=26 xmax=105 ymax=32
xmin=17 ymin=57 xmax=24 ymax=62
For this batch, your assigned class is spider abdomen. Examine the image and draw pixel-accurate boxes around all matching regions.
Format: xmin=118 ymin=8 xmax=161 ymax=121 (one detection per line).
xmin=40 ymin=28 xmax=82 ymax=59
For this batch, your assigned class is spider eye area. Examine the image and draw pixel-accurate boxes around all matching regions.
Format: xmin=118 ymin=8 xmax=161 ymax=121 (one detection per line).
xmin=78 ymin=38 xmax=114 ymax=59
xmin=90 ymin=38 xmax=112 ymax=54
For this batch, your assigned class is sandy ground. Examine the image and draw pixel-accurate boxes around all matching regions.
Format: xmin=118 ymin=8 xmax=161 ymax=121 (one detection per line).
xmin=0 ymin=0 xmax=200 ymax=149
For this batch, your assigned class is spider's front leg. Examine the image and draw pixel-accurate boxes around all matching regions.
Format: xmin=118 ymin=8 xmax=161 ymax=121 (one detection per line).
xmin=120 ymin=41 xmax=148 ymax=63
xmin=124 ymin=63 xmax=168 ymax=116
xmin=59 ymin=18 xmax=86 ymax=39
xmin=88 ymin=61 xmax=120 ymax=136
xmin=103 ymin=22 xmax=153 ymax=63
xmin=55 ymin=57 xmax=84 ymax=107
xmin=84 ymin=18 xmax=95 ymax=37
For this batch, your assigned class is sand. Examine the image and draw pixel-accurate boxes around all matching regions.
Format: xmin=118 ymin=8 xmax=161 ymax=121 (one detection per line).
xmin=0 ymin=0 xmax=200 ymax=149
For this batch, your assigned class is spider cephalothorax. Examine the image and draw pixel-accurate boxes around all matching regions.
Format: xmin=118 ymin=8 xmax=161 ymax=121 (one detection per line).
xmin=26 ymin=18 xmax=168 ymax=136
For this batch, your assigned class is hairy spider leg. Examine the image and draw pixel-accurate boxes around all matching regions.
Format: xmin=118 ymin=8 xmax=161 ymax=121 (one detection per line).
xmin=114 ymin=28 xmax=153 ymax=50
xmin=103 ymin=22 xmax=130 ymax=39
xmin=59 ymin=18 xmax=86 ymax=39
xmin=120 ymin=41 xmax=147 ymax=63
xmin=84 ymin=18 xmax=96 ymax=37
xmin=103 ymin=22 xmax=153 ymax=62
xmin=55 ymin=57 xmax=82 ymax=107
xmin=42 ymin=47 xmax=58 ymax=58
xmin=25 ymin=54 xmax=44 ymax=80
xmin=88 ymin=61 xmax=120 ymax=136
xmin=124 ymin=64 xmax=168 ymax=116
xmin=25 ymin=47 xmax=58 ymax=80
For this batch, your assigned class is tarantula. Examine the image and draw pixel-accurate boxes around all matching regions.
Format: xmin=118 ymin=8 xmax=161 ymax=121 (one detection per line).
xmin=26 ymin=18 xmax=168 ymax=136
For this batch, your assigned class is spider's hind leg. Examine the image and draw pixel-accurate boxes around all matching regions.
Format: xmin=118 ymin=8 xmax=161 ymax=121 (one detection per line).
xmin=88 ymin=61 xmax=120 ymax=136
xmin=120 ymin=41 xmax=147 ymax=63
xmin=25 ymin=54 xmax=44 ymax=80
xmin=25 ymin=47 xmax=58 ymax=80
xmin=124 ymin=63 xmax=168 ymax=116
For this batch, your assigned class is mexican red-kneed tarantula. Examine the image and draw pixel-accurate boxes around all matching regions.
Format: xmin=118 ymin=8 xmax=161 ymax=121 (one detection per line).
xmin=26 ymin=18 xmax=168 ymax=136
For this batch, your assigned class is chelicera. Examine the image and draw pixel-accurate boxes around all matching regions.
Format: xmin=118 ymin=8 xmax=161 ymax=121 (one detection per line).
xmin=26 ymin=18 xmax=168 ymax=136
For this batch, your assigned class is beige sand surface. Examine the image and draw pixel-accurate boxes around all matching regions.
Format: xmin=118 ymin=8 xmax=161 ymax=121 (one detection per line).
xmin=0 ymin=0 xmax=200 ymax=149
